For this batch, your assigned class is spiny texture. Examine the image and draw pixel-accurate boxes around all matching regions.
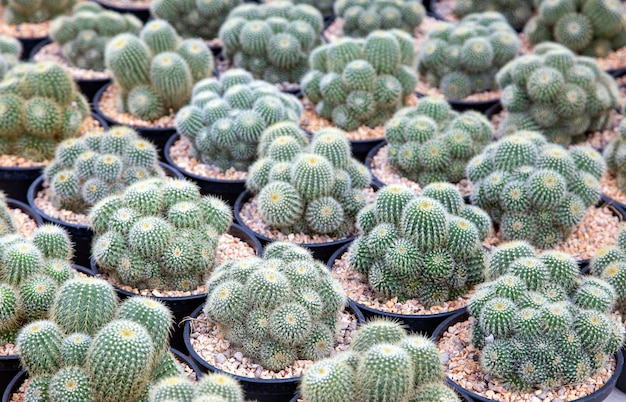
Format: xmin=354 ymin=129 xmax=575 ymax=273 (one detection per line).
xmin=349 ymin=183 xmax=490 ymax=307
xmin=149 ymin=372 xmax=244 ymax=402
xmin=0 ymin=35 xmax=21 ymax=80
xmin=496 ymin=43 xmax=619 ymax=145
xmin=333 ymin=0 xmax=425 ymax=37
xmin=589 ymin=224 xmax=626 ymax=318
xmin=203 ymin=242 xmax=347 ymax=372
xmin=49 ymin=2 xmax=142 ymax=72
xmin=300 ymin=319 xmax=460 ymax=402
xmin=603 ymin=118 xmax=626 ymax=193
xmin=89 ymin=177 xmax=232 ymax=291
xmin=246 ymin=123 xmax=371 ymax=237
xmin=1 ymin=0 xmax=77 ymax=24
xmin=218 ymin=1 xmax=323 ymax=84
xmin=417 ymin=13 xmax=520 ymax=100
xmin=525 ymin=0 xmax=626 ymax=57
xmin=385 ymin=96 xmax=493 ymax=184
xmin=105 ymin=19 xmax=215 ymax=121
xmin=0 ymin=62 xmax=90 ymax=161
xmin=301 ymin=30 xmax=418 ymax=131
xmin=175 ymin=69 xmax=302 ymax=172
xmin=44 ymin=126 xmax=164 ymax=214
xmin=470 ymin=242 xmax=624 ymax=391
xmin=286 ymin=0 xmax=334 ymax=15
xmin=452 ymin=0 xmax=533 ymax=29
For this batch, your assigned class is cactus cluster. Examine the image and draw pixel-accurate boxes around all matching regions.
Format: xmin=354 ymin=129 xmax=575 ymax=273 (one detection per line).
xmin=300 ymin=319 xmax=460 ymax=402
xmin=49 ymin=2 xmax=142 ymax=72
xmin=203 ymin=241 xmax=347 ymax=372
xmin=301 ymin=30 xmax=418 ymax=131
xmin=218 ymin=1 xmax=324 ymax=84
xmin=246 ymin=123 xmax=371 ymax=237
xmin=43 ymin=126 xmax=165 ymax=214
xmin=0 ymin=62 xmax=90 ymax=161
xmin=496 ymin=43 xmax=619 ymax=145
xmin=105 ymin=19 xmax=215 ymax=121
xmin=470 ymin=241 xmax=624 ymax=391
xmin=452 ymin=0 xmax=534 ymax=29
xmin=89 ymin=177 xmax=233 ymax=291
xmin=0 ymin=35 xmax=20 ymax=80
xmin=467 ymin=130 xmax=606 ymax=249
xmin=332 ymin=0 xmax=425 ymax=38
xmin=150 ymin=0 xmax=241 ymax=41
xmin=385 ymin=96 xmax=493 ymax=185
xmin=149 ymin=372 xmax=244 ymax=402
xmin=281 ymin=0 xmax=334 ymax=15
xmin=175 ymin=69 xmax=303 ymax=172
xmin=349 ymin=183 xmax=490 ymax=307
xmin=525 ymin=0 xmax=626 ymax=57
xmin=417 ymin=13 xmax=520 ymax=100
xmin=0 ymin=0 xmax=77 ymax=24
xmin=589 ymin=225 xmax=626 ymax=318
xmin=603 ymin=118 xmax=626 ymax=193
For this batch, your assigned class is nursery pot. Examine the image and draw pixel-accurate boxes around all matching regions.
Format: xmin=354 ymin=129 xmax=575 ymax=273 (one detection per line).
xmin=92 ymin=0 xmax=151 ymax=22
xmin=184 ymin=301 xmax=364 ymax=402
xmin=365 ymin=141 xmax=392 ymax=190
xmin=432 ymin=310 xmax=624 ymax=402
xmin=16 ymin=36 xmax=47 ymax=61
xmin=234 ymin=190 xmax=356 ymax=262
xmin=351 ymin=138 xmax=385 ymax=163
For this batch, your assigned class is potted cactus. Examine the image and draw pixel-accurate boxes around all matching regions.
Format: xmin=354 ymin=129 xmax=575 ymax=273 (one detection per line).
xmin=93 ymin=0 xmax=151 ymax=23
xmin=430 ymin=0 xmax=533 ymax=30
xmin=269 ymin=0 xmax=335 ymax=19
xmin=0 ymin=34 xmax=20 ymax=79
xmin=168 ymin=68 xmax=303 ymax=205
xmin=149 ymin=372 xmax=245 ymax=402
xmin=601 ymin=118 xmax=626 ymax=211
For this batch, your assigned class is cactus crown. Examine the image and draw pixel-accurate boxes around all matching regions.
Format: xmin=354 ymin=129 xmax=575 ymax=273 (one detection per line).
xmin=496 ymin=43 xmax=619 ymax=145
xmin=218 ymin=0 xmax=324 ymax=84
xmin=333 ymin=0 xmax=426 ymax=37
xmin=452 ymin=0 xmax=533 ymax=29
xmin=603 ymin=118 xmax=626 ymax=193
xmin=1 ymin=0 xmax=77 ymax=24
xmin=467 ymin=130 xmax=606 ymax=248
xmin=301 ymin=30 xmax=418 ymax=131
xmin=287 ymin=0 xmax=334 ymax=15
xmin=175 ymin=69 xmax=303 ymax=172
xmin=589 ymin=224 xmax=626 ymax=318
xmin=89 ymin=177 xmax=233 ymax=291
xmin=105 ymin=19 xmax=215 ymax=121
xmin=149 ymin=372 xmax=244 ymax=402
xmin=0 ymin=34 xmax=21 ymax=80
xmin=470 ymin=241 xmax=624 ymax=391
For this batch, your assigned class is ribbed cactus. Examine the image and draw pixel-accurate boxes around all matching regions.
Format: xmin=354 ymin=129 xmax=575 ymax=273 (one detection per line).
xmin=0 ymin=62 xmax=90 ymax=161
xmin=203 ymin=241 xmax=347 ymax=372
xmin=150 ymin=372 xmax=244 ymax=402
xmin=589 ymin=224 xmax=626 ymax=318
xmin=467 ymin=130 xmax=606 ymax=248
xmin=385 ymin=96 xmax=493 ymax=184
xmin=0 ymin=35 xmax=20 ymax=80
xmin=496 ymin=43 xmax=619 ymax=145
xmin=603 ymin=118 xmax=626 ymax=192
xmin=175 ymin=69 xmax=302 ymax=172
xmin=218 ymin=1 xmax=323 ymax=84
xmin=417 ymin=13 xmax=520 ymax=100
xmin=452 ymin=0 xmax=534 ymax=29
xmin=1 ymin=0 xmax=77 ymax=24
xmin=301 ymin=30 xmax=418 ymax=131
xmin=44 ymin=126 xmax=164 ymax=214
xmin=333 ymin=0 xmax=425 ymax=37
xmin=49 ymin=2 xmax=142 ymax=72
xmin=282 ymin=0 xmax=334 ymax=15
xmin=105 ymin=19 xmax=215 ymax=121
xmin=349 ymin=183 xmax=490 ymax=307
xmin=89 ymin=177 xmax=233 ymax=291
xmin=470 ymin=241 xmax=624 ymax=391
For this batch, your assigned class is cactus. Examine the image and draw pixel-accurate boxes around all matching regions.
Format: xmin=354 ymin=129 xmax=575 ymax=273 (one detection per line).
xmin=218 ymin=1 xmax=323 ymax=84
xmin=0 ymin=62 xmax=90 ymax=161
xmin=175 ymin=69 xmax=303 ymax=172
xmin=333 ymin=0 xmax=425 ymax=37
xmin=149 ymin=372 xmax=244 ymax=402
xmin=469 ymin=241 xmax=624 ymax=391
xmin=105 ymin=19 xmax=215 ymax=121
xmin=496 ymin=43 xmax=619 ymax=145
xmin=603 ymin=119 xmax=626 ymax=193
xmin=417 ymin=13 xmax=520 ymax=100
xmin=301 ymin=30 xmax=417 ymax=131
xmin=44 ymin=126 xmax=164 ymax=214
xmin=0 ymin=35 xmax=21 ymax=80
xmin=452 ymin=0 xmax=534 ymax=29
xmin=589 ymin=224 xmax=626 ymax=318
xmin=203 ymin=242 xmax=347 ymax=372
xmin=1 ymin=0 xmax=77 ymax=24
xmin=467 ymin=130 xmax=605 ymax=249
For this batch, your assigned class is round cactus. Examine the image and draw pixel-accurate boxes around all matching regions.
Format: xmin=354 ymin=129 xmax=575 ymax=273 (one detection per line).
xmin=333 ymin=0 xmax=425 ymax=37
xmin=1 ymin=0 xmax=77 ymax=24
xmin=0 ymin=35 xmax=21 ymax=80
xmin=452 ymin=0 xmax=533 ymax=29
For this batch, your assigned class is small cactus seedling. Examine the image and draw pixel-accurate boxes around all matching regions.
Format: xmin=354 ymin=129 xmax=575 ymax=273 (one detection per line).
xmin=333 ymin=0 xmax=425 ymax=38
xmin=149 ymin=372 xmax=244 ymax=402
xmin=0 ymin=35 xmax=21 ymax=80
xmin=589 ymin=224 xmax=626 ymax=318
xmin=603 ymin=118 xmax=626 ymax=192
xmin=452 ymin=0 xmax=534 ymax=29
xmin=1 ymin=0 xmax=77 ymax=24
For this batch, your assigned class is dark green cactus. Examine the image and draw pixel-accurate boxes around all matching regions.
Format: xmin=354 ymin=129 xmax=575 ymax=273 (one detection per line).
xmin=1 ymin=0 xmax=77 ymax=24
xmin=333 ymin=0 xmax=425 ymax=37
xmin=603 ymin=119 xmax=626 ymax=192
xmin=452 ymin=0 xmax=533 ymax=29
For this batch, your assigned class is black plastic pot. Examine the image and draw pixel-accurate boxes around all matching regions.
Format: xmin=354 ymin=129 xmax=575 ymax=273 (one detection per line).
xmin=351 ymin=138 xmax=385 ymax=163
xmin=16 ymin=36 xmax=47 ymax=61
xmin=184 ymin=300 xmax=364 ymax=402
xmin=92 ymin=0 xmax=151 ymax=22
xmin=234 ymin=190 xmax=356 ymax=262
xmin=432 ymin=310 xmax=624 ymax=402
xmin=416 ymin=89 xmax=499 ymax=113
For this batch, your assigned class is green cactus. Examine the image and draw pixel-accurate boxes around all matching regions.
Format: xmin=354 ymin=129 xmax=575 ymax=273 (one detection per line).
xmin=1 ymin=0 xmax=77 ymax=24
xmin=49 ymin=366 xmax=94 ymax=401
xmin=452 ymin=0 xmax=533 ymax=29
xmin=333 ymin=0 xmax=425 ymax=37
xmin=0 ymin=35 xmax=21 ymax=80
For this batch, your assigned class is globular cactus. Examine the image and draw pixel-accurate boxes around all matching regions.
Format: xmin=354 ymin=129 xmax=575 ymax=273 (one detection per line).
xmin=603 ymin=118 xmax=626 ymax=192
xmin=203 ymin=241 xmax=347 ymax=372
xmin=282 ymin=0 xmax=334 ymax=15
xmin=49 ymin=2 xmax=142 ymax=72
xmin=89 ymin=177 xmax=233 ymax=291
xmin=301 ymin=30 xmax=418 ymax=131
xmin=349 ymin=183 xmax=491 ymax=307
xmin=149 ymin=372 xmax=244 ymax=402
xmin=0 ymin=192 xmax=16 ymax=237
xmin=385 ymin=96 xmax=493 ymax=185
xmin=333 ymin=0 xmax=425 ymax=37
xmin=218 ymin=1 xmax=324 ymax=84
xmin=525 ymin=0 xmax=626 ymax=57
xmin=105 ymin=19 xmax=215 ymax=121
xmin=470 ymin=241 xmax=624 ymax=391
xmin=417 ymin=13 xmax=520 ymax=100
xmin=300 ymin=319 xmax=459 ymax=402
xmin=0 ymin=35 xmax=21 ymax=80
xmin=175 ymin=69 xmax=302 ymax=172
xmin=44 ymin=126 xmax=164 ymax=214
xmin=1 ymin=0 xmax=77 ymax=24
xmin=589 ymin=224 xmax=626 ymax=318
xmin=246 ymin=123 xmax=371 ymax=237
xmin=0 ymin=62 xmax=90 ymax=161
xmin=496 ymin=43 xmax=619 ymax=145
xmin=467 ymin=130 xmax=606 ymax=249
xmin=452 ymin=0 xmax=534 ymax=29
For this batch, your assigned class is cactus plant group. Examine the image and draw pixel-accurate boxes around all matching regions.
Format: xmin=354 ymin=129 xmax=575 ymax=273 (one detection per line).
xmin=150 ymin=372 xmax=244 ymax=402
xmin=175 ymin=69 xmax=303 ymax=172
xmin=452 ymin=0 xmax=534 ymax=29
xmin=589 ymin=225 xmax=626 ymax=318
xmin=203 ymin=241 xmax=347 ymax=372
xmin=603 ymin=118 xmax=626 ymax=193
xmin=332 ymin=0 xmax=425 ymax=38
xmin=0 ymin=34 xmax=21 ymax=80
xmin=1 ymin=0 xmax=77 ymax=24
